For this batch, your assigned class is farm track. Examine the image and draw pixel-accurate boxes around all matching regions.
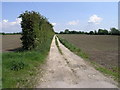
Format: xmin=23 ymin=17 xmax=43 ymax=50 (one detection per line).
xmin=36 ymin=35 xmax=118 ymax=88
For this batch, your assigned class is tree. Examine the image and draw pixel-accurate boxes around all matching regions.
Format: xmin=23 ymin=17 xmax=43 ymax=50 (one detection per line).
xmin=103 ymin=29 xmax=108 ymax=35
xmin=81 ymin=31 xmax=85 ymax=34
xmin=19 ymin=11 xmax=54 ymax=50
xmin=110 ymin=28 xmax=120 ymax=35
xmin=64 ymin=29 xmax=69 ymax=34
xmin=78 ymin=31 xmax=82 ymax=34
xmin=2 ymin=33 xmax=5 ymax=35
xmin=94 ymin=30 xmax=97 ymax=35
xmin=98 ymin=29 xmax=109 ymax=35
xmin=60 ymin=31 xmax=64 ymax=34
xmin=89 ymin=31 xmax=94 ymax=35
xmin=98 ymin=29 xmax=103 ymax=35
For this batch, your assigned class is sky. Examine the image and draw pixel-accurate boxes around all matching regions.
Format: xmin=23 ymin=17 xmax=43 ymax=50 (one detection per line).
xmin=1 ymin=2 xmax=118 ymax=33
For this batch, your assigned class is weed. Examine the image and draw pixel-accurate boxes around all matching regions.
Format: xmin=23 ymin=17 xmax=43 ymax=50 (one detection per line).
xmin=55 ymin=36 xmax=63 ymax=55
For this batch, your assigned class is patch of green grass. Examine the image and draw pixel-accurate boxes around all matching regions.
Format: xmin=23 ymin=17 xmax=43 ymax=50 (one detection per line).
xmin=58 ymin=36 xmax=88 ymax=59
xmin=2 ymin=50 xmax=47 ymax=88
xmin=55 ymin=36 xmax=63 ymax=55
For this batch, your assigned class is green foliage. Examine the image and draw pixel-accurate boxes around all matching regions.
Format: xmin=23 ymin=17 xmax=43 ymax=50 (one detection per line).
xmin=0 ymin=33 xmax=5 ymax=35
xmin=10 ymin=61 xmax=25 ymax=71
xmin=89 ymin=31 xmax=94 ymax=35
xmin=94 ymin=30 xmax=97 ymax=35
xmin=0 ymin=32 xmax=21 ymax=35
xmin=110 ymin=27 xmax=120 ymax=35
xmin=19 ymin=11 xmax=54 ymax=50
xmin=98 ymin=29 xmax=108 ymax=35
xmin=58 ymin=36 xmax=88 ymax=59
xmin=2 ymin=50 xmax=48 ymax=88
xmin=64 ymin=29 xmax=70 ymax=34
xmin=60 ymin=29 xmax=87 ymax=34
xmin=59 ymin=27 xmax=120 ymax=35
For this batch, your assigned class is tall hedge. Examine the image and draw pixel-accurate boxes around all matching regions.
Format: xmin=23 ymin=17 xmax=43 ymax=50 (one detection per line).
xmin=19 ymin=11 xmax=54 ymax=50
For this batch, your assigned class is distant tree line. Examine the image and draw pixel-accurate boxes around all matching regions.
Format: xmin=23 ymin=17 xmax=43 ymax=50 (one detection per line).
xmin=59 ymin=28 xmax=120 ymax=35
xmin=19 ymin=11 xmax=54 ymax=50
xmin=0 ymin=32 xmax=21 ymax=35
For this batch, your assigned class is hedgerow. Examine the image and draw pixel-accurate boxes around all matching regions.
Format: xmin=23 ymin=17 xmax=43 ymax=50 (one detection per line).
xmin=19 ymin=11 xmax=54 ymax=50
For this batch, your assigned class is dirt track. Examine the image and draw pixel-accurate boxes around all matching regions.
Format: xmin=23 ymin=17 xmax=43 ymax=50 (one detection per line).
xmin=36 ymin=35 xmax=118 ymax=88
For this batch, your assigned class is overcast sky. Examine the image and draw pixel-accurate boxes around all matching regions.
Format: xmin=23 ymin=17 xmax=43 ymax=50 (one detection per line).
xmin=1 ymin=2 xmax=118 ymax=33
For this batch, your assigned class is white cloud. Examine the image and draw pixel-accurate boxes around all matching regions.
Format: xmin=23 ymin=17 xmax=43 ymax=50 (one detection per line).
xmin=1 ymin=18 xmax=22 ymax=33
xmin=67 ymin=20 xmax=80 ymax=25
xmin=88 ymin=15 xmax=103 ymax=24
xmin=3 ymin=19 xmax=8 ymax=23
xmin=52 ymin=23 xmax=56 ymax=26
xmin=16 ymin=18 xmax=22 ymax=24
xmin=2 ymin=18 xmax=22 ymax=25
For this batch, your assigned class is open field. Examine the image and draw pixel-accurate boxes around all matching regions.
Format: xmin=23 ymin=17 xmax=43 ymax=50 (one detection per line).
xmin=2 ymin=35 xmax=22 ymax=52
xmin=58 ymin=34 xmax=119 ymax=71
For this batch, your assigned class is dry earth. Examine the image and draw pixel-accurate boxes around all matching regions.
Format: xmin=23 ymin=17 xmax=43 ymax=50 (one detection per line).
xmin=37 ymin=35 xmax=118 ymax=88
xmin=2 ymin=35 xmax=21 ymax=52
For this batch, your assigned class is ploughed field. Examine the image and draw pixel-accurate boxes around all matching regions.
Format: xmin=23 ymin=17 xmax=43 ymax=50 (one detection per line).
xmin=2 ymin=35 xmax=22 ymax=52
xmin=58 ymin=34 xmax=119 ymax=70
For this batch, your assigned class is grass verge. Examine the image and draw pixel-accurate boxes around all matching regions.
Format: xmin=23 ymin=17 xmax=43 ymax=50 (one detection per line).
xmin=2 ymin=36 xmax=53 ymax=88
xmin=90 ymin=61 xmax=119 ymax=82
xmin=58 ymin=36 xmax=88 ymax=59
xmin=3 ymin=51 xmax=47 ymax=88
xmin=55 ymin=36 xmax=63 ymax=55
xmin=58 ymin=36 xmax=119 ymax=83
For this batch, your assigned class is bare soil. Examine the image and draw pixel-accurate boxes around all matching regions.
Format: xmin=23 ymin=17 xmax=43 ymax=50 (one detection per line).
xmin=2 ymin=35 xmax=22 ymax=52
